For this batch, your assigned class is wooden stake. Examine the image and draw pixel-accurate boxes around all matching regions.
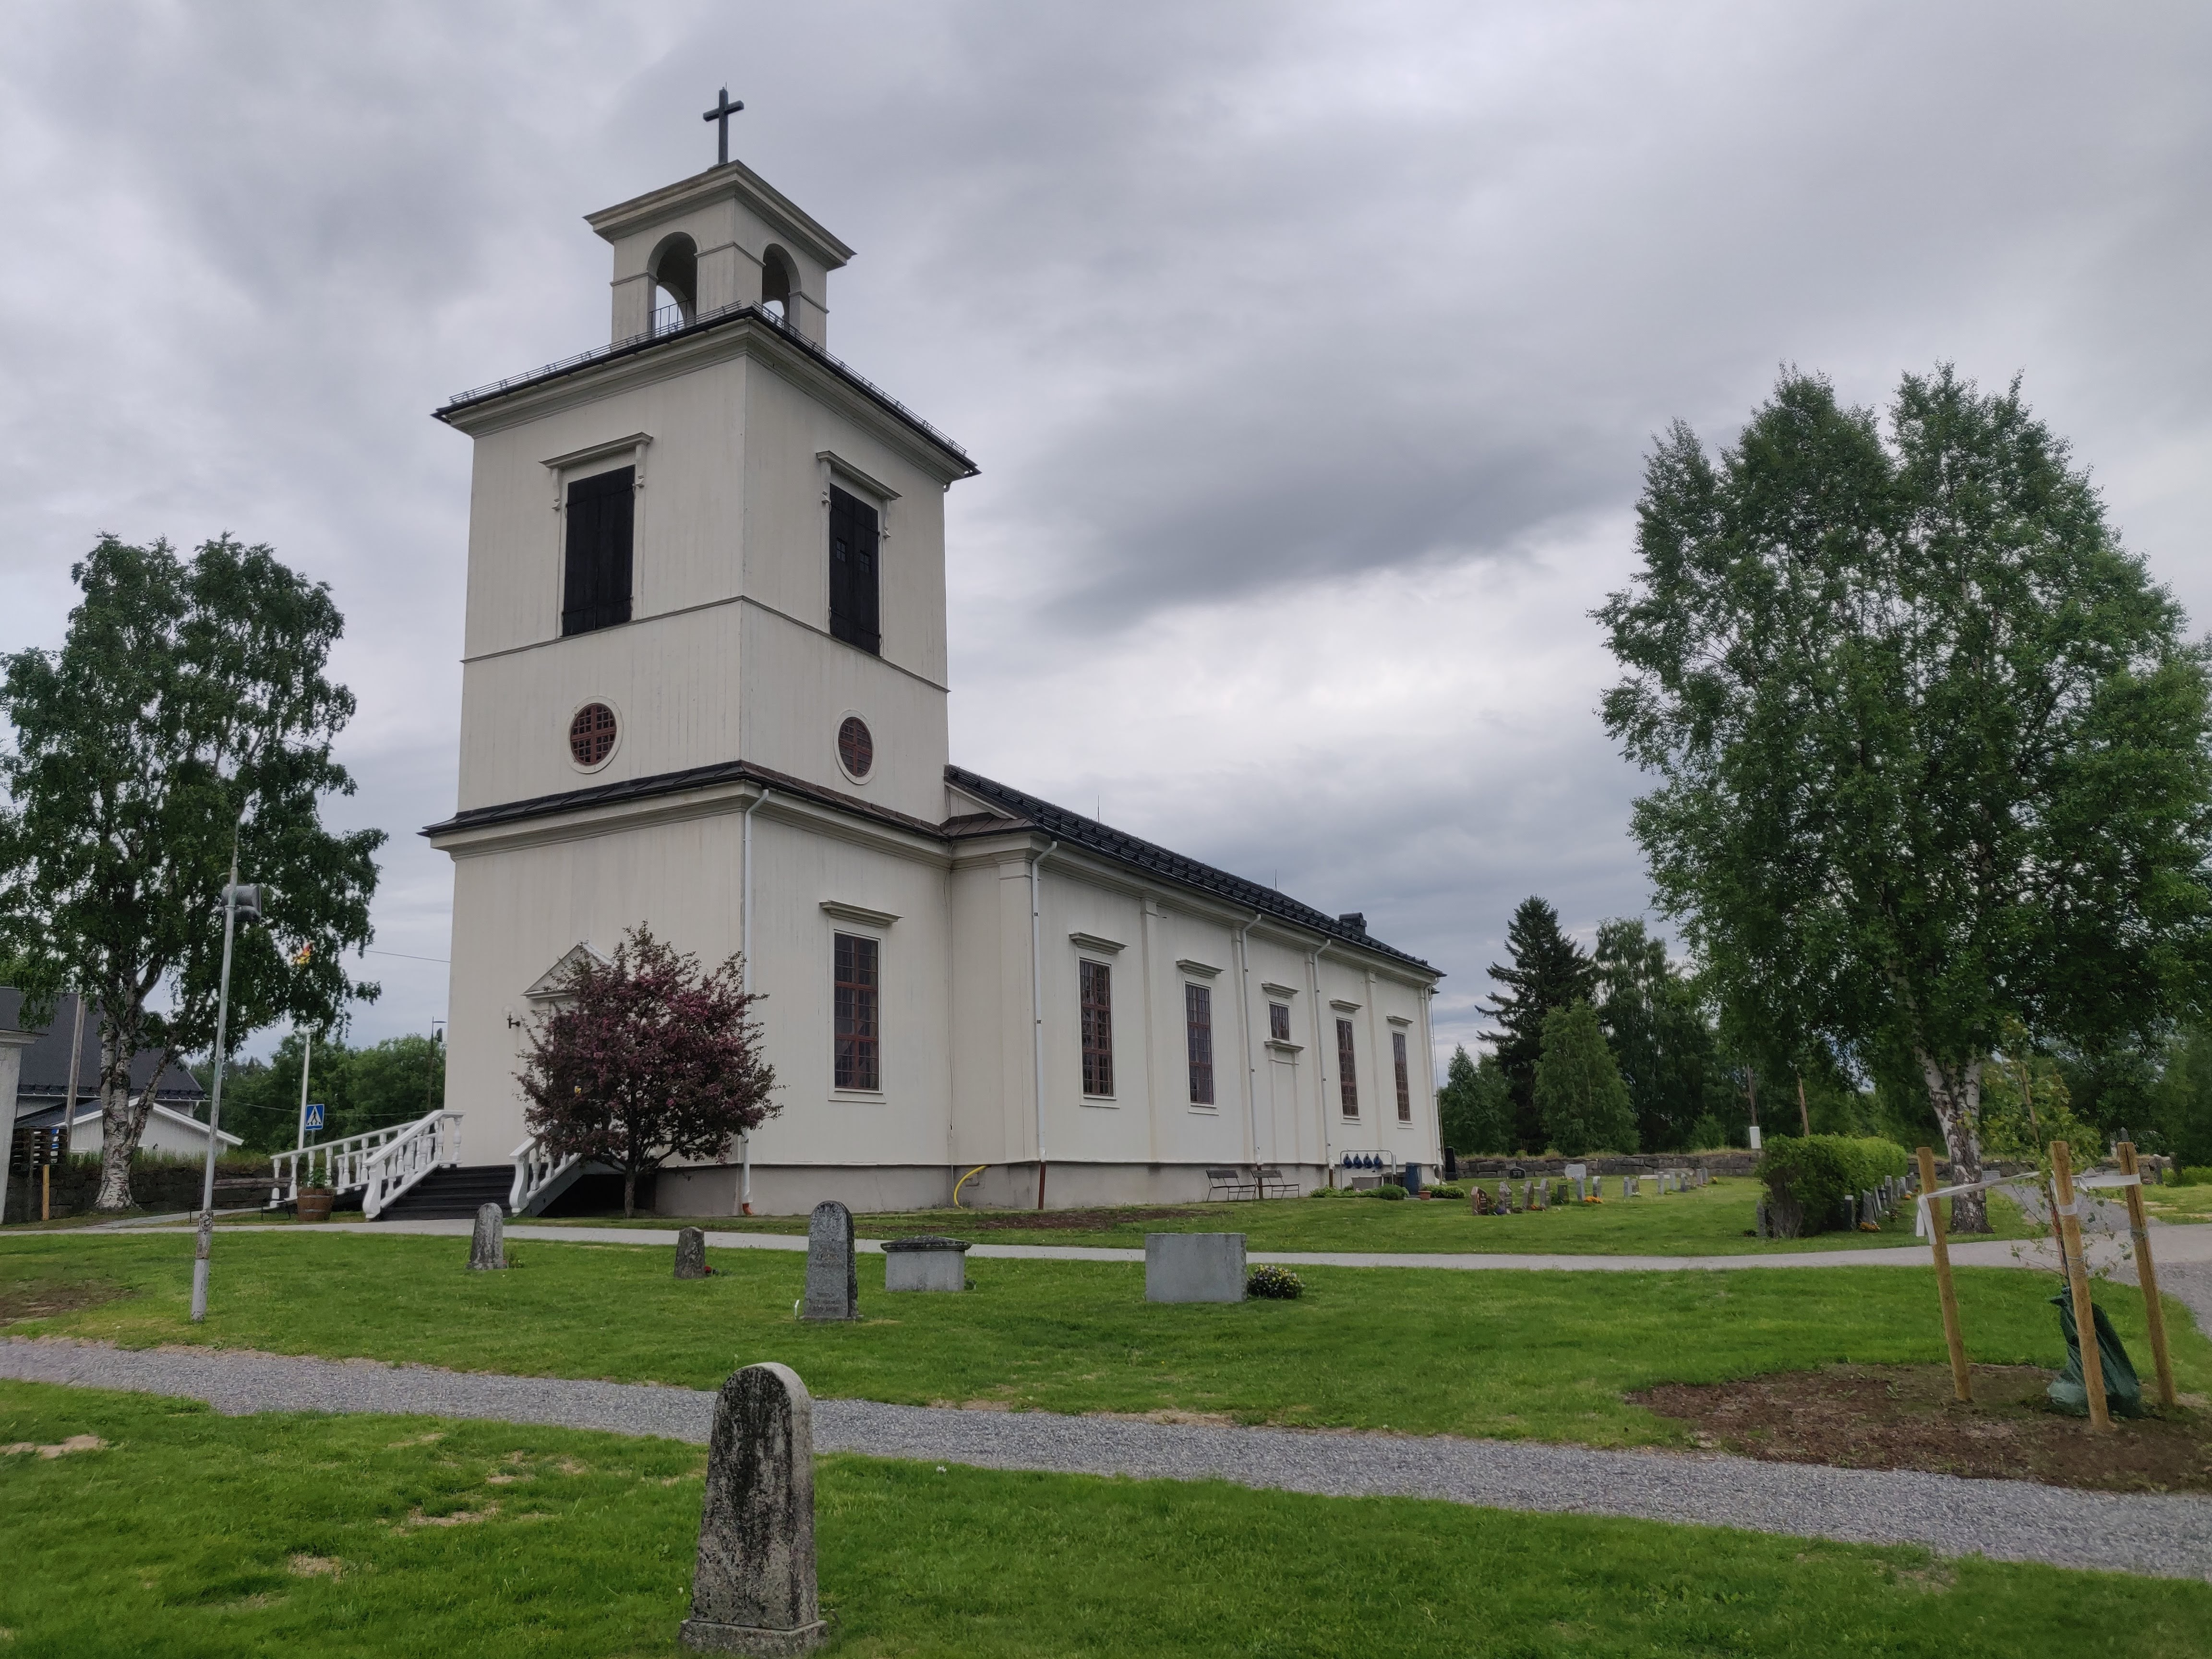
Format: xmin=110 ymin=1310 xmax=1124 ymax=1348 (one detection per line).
xmin=2051 ymin=1141 xmax=2110 ymax=1431
xmin=2116 ymin=1141 xmax=2177 ymax=1409
xmin=1917 ymin=1146 xmax=1972 ymax=1402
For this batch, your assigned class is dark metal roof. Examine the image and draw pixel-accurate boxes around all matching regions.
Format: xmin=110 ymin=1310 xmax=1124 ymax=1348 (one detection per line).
xmin=0 ymin=990 xmax=205 ymax=1106
xmin=421 ymin=757 xmax=948 ymax=843
xmin=944 ymin=767 xmax=1437 ymax=973
xmin=433 ymin=301 xmax=978 ymax=479
xmin=419 ymin=759 xmax=1436 ymax=978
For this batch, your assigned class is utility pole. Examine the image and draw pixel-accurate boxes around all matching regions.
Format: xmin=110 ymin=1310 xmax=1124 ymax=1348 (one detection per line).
xmin=59 ymin=992 xmax=85 ymax=1163
xmin=295 ymin=1027 xmax=314 ymax=1151
xmin=427 ymin=1018 xmax=446 ymax=1117
xmin=190 ymin=820 xmax=260 ymax=1325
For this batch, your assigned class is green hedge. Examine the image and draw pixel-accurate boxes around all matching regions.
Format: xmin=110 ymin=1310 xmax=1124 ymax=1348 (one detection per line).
xmin=1754 ymin=1135 xmax=1912 ymax=1238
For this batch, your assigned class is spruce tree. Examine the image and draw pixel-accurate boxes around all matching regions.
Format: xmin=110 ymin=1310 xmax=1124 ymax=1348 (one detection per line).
xmin=1535 ymin=1000 xmax=1638 ymax=1156
xmin=1480 ymin=897 xmax=1596 ymax=1150
xmin=1437 ymin=1044 xmax=1514 ymax=1154
xmin=1594 ymin=918 xmax=1715 ymax=1150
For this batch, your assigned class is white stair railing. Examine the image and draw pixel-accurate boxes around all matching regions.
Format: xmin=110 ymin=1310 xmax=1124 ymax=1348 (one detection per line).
xmin=510 ymin=1137 xmax=582 ymax=1214
xmin=360 ymin=1111 xmax=463 ymax=1219
xmin=269 ymin=1118 xmax=423 ymax=1208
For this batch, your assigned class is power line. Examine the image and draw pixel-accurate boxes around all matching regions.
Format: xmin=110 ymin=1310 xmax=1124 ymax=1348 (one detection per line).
xmin=359 ymin=948 xmax=450 ymax=965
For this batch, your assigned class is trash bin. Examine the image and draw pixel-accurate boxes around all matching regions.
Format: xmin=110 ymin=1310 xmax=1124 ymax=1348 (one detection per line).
xmin=1401 ymin=1163 xmax=1423 ymax=1195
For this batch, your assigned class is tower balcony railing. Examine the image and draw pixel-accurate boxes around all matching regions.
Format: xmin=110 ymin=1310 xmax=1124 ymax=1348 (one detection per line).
xmin=439 ymin=301 xmax=974 ymax=472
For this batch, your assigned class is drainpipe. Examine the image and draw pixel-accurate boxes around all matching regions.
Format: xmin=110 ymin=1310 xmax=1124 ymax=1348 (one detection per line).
xmin=1029 ymin=839 xmax=1058 ymax=1209
xmin=739 ymin=788 xmax=769 ymax=1215
xmin=1237 ymin=914 xmax=1261 ymax=1169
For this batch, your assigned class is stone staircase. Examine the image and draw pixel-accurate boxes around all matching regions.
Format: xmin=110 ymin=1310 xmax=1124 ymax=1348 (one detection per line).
xmin=371 ymin=1164 xmax=515 ymax=1222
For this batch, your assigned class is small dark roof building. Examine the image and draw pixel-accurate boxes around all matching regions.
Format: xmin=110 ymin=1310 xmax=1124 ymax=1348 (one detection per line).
xmin=0 ymin=990 xmax=206 ymax=1116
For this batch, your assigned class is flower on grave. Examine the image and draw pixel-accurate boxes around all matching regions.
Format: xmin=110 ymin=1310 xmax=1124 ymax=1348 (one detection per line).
xmin=1247 ymin=1264 xmax=1304 ymax=1300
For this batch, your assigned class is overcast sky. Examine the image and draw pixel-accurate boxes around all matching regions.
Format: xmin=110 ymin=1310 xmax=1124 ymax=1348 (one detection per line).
xmin=3 ymin=1 xmax=2208 ymax=1070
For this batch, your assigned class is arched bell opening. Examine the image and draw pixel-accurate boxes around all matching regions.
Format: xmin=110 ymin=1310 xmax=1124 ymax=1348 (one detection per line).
xmin=760 ymin=244 xmax=797 ymax=325
xmin=648 ymin=232 xmax=698 ymax=334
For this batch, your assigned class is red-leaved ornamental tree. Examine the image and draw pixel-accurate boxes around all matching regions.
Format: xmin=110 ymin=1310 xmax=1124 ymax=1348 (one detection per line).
xmin=516 ymin=925 xmax=777 ymax=1217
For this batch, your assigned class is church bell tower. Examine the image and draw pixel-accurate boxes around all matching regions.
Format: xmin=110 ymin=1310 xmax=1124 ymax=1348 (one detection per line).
xmin=432 ymin=144 xmax=977 ymax=829
xmin=427 ymin=121 xmax=979 ymax=1178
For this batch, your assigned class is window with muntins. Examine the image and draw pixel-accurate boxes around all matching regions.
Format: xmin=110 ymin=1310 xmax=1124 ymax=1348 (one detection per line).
xmin=1393 ymin=1030 xmax=1413 ymax=1122
xmin=828 ymin=484 xmax=881 ymax=655
xmin=1336 ymin=1019 xmax=1359 ymax=1117
xmin=562 ymin=466 xmax=634 ymax=637
xmin=1186 ymin=984 xmax=1214 ymax=1105
xmin=1080 ymin=960 xmax=1114 ymax=1096
xmin=833 ymin=933 xmax=879 ymax=1091
xmin=1269 ymin=1001 xmax=1290 ymax=1042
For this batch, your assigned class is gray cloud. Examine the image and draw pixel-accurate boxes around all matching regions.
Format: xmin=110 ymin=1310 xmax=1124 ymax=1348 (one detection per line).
xmin=2 ymin=0 xmax=2207 ymax=1064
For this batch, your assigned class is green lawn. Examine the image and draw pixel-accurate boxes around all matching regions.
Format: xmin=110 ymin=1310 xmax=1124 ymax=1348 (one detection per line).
xmin=517 ymin=1178 xmax=2035 ymax=1255
xmin=2143 ymin=1182 xmax=2212 ymax=1225
xmin=7 ymin=1231 xmax=2202 ymax=1446
xmin=1 ymin=1382 xmax=2204 ymax=1658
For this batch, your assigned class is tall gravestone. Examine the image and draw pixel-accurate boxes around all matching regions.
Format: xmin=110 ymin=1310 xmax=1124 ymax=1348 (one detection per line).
xmin=802 ymin=1202 xmax=857 ymax=1322
xmin=681 ymin=1362 xmax=826 ymax=1654
xmin=468 ymin=1203 xmax=506 ymax=1271
xmin=676 ymin=1226 xmax=711 ymax=1280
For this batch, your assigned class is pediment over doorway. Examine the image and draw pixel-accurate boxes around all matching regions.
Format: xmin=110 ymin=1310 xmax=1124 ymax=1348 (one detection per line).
xmin=523 ymin=941 xmax=613 ymax=1003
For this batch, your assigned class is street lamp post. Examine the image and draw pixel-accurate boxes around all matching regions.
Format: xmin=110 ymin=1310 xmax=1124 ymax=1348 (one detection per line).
xmin=189 ymin=829 xmax=261 ymax=1325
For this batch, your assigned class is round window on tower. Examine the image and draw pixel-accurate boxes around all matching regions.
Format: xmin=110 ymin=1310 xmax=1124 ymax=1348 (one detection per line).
xmin=569 ymin=702 xmax=619 ymax=769
xmin=837 ymin=715 xmax=874 ymax=781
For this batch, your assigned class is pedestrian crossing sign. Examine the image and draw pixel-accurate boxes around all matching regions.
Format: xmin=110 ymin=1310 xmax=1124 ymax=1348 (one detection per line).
xmin=304 ymin=1102 xmax=325 ymax=1132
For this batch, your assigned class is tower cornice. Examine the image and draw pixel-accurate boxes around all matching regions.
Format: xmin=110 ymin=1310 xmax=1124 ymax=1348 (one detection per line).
xmin=585 ymin=160 xmax=855 ymax=269
xmin=434 ymin=303 xmax=976 ymax=484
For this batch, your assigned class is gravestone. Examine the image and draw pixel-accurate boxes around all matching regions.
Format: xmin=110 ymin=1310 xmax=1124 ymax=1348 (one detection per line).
xmin=884 ymin=1236 xmax=971 ymax=1292
xmin=676 ymin=1226 xmax=710 ymax=1280
xmin=468 ymin=1203 xmax=506 ymax=1272
xmin=1145 ymin=1233 xmax=1246 ymax=1302
xmin=1497 ymin=1179 xmax=1512 ymax=1213
xmin=681 ymin=1362 xmax=826 ymax=1654
xmin=1755 ymin=1199 xmax=1770 ymax=1239
xmin=802 ymin=1202 xmax=857 ymax=1322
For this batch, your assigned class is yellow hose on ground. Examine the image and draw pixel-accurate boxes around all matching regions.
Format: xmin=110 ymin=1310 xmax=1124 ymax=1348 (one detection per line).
xmin=952 ymin=1164 xmax=988 ymax=1209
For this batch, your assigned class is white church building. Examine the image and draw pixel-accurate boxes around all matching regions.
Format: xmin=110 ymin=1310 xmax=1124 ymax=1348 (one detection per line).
xmin=421 ymin=150 xmax=1443 ymax=1216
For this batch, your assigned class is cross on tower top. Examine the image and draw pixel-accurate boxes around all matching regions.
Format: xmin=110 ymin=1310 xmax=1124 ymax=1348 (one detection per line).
xmin=702 ymin=86 xmax=744 ymax=167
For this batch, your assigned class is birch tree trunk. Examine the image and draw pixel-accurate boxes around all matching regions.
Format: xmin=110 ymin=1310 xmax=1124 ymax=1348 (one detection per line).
xmin=1917 ymin=1049 xmax=1989 ymax=1232
xmin=93 ymin=1022 xmax=158 ymax=1211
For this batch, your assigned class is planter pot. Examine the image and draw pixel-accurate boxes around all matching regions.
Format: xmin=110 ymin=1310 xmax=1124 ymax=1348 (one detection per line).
xmin=297 ymin=1190 xmax=335 ymax=1224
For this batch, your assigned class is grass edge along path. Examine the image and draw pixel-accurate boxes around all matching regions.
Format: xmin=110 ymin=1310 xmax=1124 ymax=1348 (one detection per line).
xmin=3 ymin=1382 xmax=2209 ymax=1659
xmin=5 ymin=1231 xmax=2207 ymax=1449
xmin=506 ymin=1180 xmax=2038 ymax=1256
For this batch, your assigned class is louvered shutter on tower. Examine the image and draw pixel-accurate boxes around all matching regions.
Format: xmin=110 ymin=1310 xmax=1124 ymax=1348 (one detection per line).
xmin=561 ymin=467 xmax=635 ymax=636
xmin=828 ymin=484 xmax=881 ymax=654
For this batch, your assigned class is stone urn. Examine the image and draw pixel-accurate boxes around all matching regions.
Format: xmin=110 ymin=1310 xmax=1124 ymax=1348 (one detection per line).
xmin=297 ymin=1187 xmax=335 ymax=1224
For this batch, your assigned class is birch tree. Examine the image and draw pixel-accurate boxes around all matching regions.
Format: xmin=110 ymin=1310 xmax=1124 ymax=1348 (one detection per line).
xmin=0 ymin=535 xmax=382 ymax=1207
xmin=1599 ymin=368 xmax=2212 ymax=1228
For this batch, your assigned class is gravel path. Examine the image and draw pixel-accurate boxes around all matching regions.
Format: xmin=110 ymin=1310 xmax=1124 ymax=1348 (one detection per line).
xmin=5 ymin=1337 xmax=2207 ymax=1581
